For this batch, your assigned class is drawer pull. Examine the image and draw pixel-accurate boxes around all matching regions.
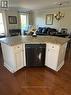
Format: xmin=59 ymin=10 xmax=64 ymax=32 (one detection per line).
xmin=48 ymin=49 xmax=49 ymax=51
xmin=17 ymin=47 xmax=20 ymax=48
xmin=52 ymin=46 xmax=54 ymax=48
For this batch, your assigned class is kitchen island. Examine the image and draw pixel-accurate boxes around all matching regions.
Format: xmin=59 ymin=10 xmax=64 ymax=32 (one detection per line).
xmin=0 ymin=36 xmax=69 ymax=73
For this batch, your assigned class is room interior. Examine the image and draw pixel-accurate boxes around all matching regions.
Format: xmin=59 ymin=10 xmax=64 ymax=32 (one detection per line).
xmin=0 ymin=0 xmax=71 ymax=95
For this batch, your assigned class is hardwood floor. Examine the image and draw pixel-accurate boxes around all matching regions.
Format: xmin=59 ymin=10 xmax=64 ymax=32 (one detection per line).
xmin=0 ymin=46 xmax=71 ymax=95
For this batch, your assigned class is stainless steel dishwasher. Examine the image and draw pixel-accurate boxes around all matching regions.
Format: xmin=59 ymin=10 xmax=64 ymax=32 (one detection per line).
xmin=25 ymin=44 xmax=46 ymax=67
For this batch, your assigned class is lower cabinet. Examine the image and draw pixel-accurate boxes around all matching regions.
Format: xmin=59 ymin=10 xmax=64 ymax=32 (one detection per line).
xmin=1 ymin=42 xmax=67 ymax=73
xmin=14 ymin=44 xmax=25 ymax=71
xmin=1 ymin=43 xmax=25 ymax=73
xmin=15 ymin=51 xmax=23 ymax=71
xmin=45 ymin=43 xmax=67 ymax=71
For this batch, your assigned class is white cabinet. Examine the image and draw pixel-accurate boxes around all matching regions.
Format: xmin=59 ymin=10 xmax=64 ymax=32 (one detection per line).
xmin=1 ymin=43 xmax=25 ymax=73
xmin=15 ymin=51 xmax=23 ymax=70
xmin=13 ymin=44 xmax=24 ymax=71
xmin=45 ymin=43 xmax=67 ymax=71
xmin=1 ymin=41 xmax=67 ymax=73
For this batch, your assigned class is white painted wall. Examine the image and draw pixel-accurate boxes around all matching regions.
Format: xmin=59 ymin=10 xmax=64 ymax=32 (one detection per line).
xmin=29 ymin=11 xmax=34 ymax=25
xmin=0 ymin=8 xmax=21 ymax=36
xmin=5 ymin=8 xmax=20 ymax=30
xmin=4 ymin=8 xmax=33 ymax=36
xmin=33 ymin=7 xmax=71 ymax=33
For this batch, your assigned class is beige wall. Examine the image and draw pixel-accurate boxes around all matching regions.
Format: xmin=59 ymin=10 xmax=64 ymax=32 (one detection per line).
xmin=33 ymin=7 xmax=71 ymax=33
xmin=5 ymin=9 xmax=20 ymax=30
xmin=29 ymin=11 xmax=34 ymax=25
xmin=4 ymin=9 xmax=34 ymax=35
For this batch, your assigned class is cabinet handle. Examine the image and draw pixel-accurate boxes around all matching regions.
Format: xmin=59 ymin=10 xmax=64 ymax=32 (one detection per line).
xmin=48 ymin=49 xmax=49 ymax=51
xmin=52 ymin=46 xmax=54 ymax=48
xmin=17 ymin=47 xmax=20 ymax=48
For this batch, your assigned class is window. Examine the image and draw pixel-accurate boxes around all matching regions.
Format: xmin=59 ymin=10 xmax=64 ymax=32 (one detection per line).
xmin=20 ymin=13 xmax=28 ymax=35
xmin=0 ymin=13 xmax=5 ymax=36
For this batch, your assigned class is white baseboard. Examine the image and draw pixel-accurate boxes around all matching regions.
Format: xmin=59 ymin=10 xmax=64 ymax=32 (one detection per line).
xmin=4 ymin=63 xmax=16 ymax=73
xmin=56 ymin=61 xmax=64 ymax=71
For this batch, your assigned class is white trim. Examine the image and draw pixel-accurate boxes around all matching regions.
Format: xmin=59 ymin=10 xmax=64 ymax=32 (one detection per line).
xmin=56 ymin=61 xmax=64 ymax=71
xmin=4 ymin=63 xmax=16 ymax=73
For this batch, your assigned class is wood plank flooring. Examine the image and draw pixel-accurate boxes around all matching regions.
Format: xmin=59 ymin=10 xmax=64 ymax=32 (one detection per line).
xmin=0 ymin=46 xmax=71 ymax=95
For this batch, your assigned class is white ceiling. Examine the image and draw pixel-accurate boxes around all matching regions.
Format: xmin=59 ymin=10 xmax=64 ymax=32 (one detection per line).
xmin=9 ymin=0 xmax=71 ymax=11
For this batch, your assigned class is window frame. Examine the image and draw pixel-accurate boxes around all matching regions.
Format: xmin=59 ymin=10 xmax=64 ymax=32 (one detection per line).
xmin=20 ymin=13 xmax=29 ymax=28
xmin=0 ymin=12 xmax=5 ymax=36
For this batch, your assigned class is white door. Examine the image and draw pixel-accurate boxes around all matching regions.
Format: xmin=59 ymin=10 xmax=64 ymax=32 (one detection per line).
xmin=15 ymin=51 xmax=24 ymax=70
xmin=45 ymin=43 xmax=59 ymax=70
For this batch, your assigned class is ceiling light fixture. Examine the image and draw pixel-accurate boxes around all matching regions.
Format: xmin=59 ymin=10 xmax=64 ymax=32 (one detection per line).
xmin=54 ymin=2 xmax=64 ymax=21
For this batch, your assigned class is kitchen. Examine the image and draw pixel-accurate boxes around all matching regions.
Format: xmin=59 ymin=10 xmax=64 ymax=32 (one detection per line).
xmin=1 ymin=35 xmax=69 ymax=73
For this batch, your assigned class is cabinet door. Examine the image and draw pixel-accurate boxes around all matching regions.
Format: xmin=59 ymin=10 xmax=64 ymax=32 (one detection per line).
xmin=45 ymin=43 xmax=59 ymax=70
xmin=15 ymin=51 xmax=24 ymax=70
